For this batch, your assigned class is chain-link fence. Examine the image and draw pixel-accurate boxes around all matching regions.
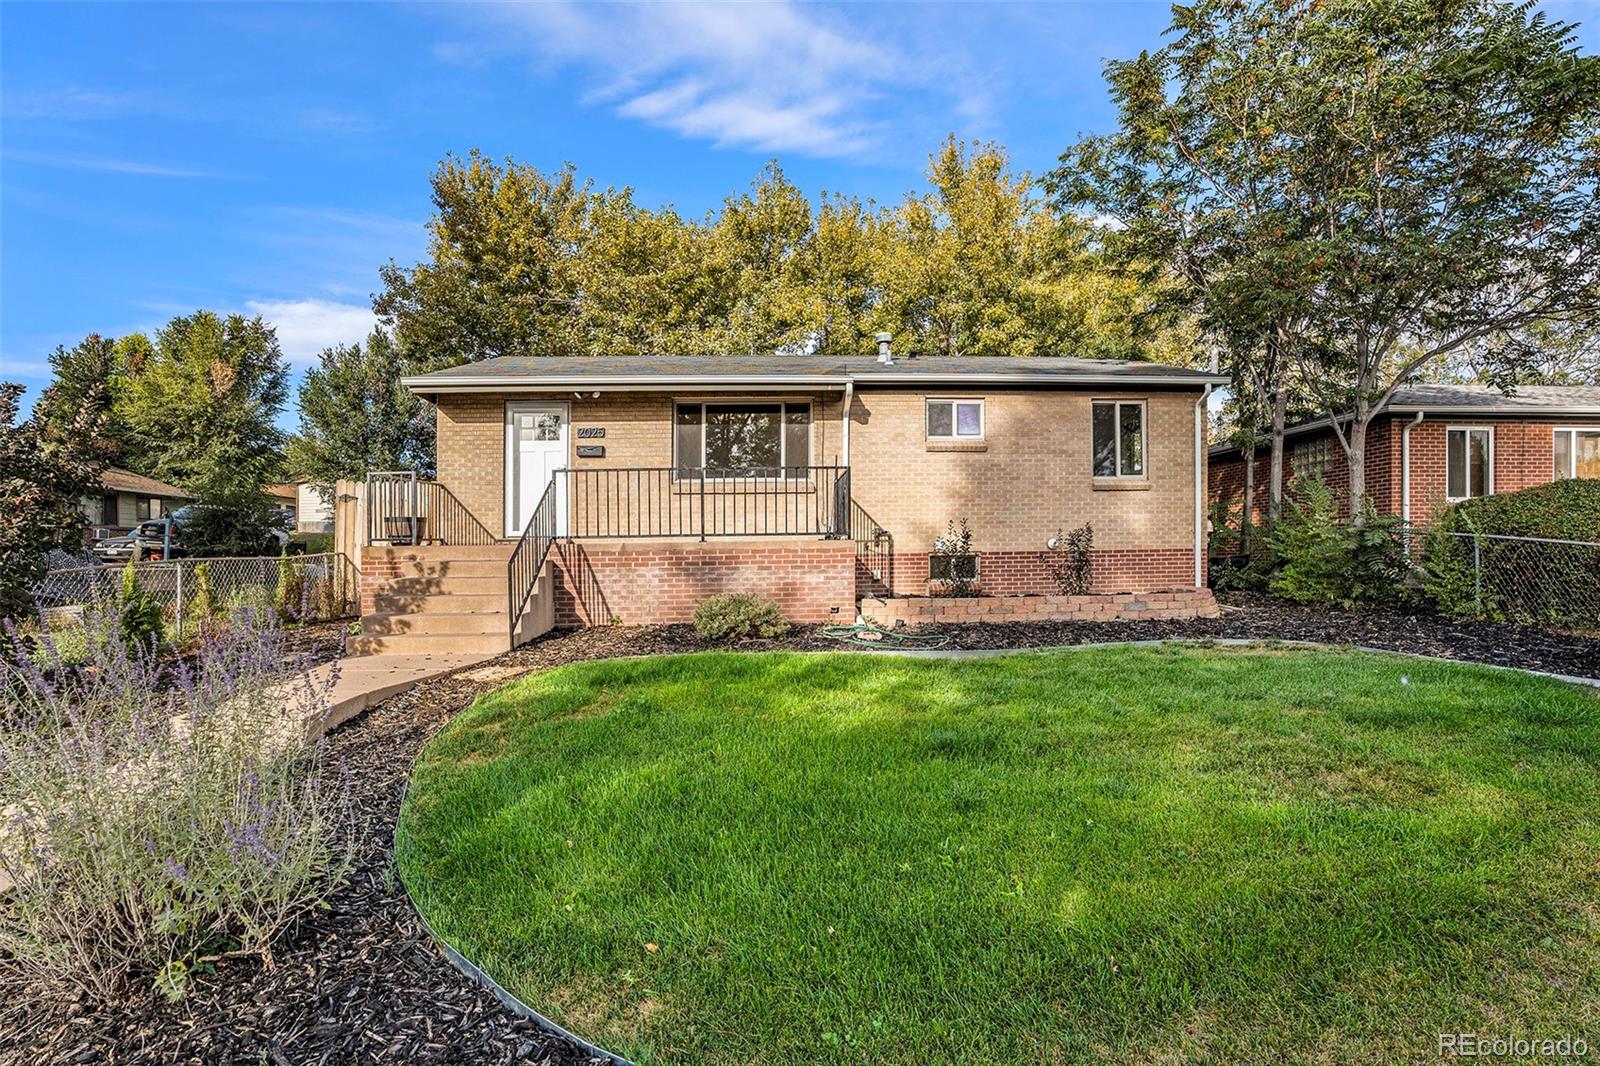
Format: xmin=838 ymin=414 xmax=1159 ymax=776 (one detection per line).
xmin=30 ymin=553 xmax=360 ymax=640
xmin=1415 ymin=530 xmax=1600 ymax=632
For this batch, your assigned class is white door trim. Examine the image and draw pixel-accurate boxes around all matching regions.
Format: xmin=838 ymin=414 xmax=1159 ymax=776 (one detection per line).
xmin=504 ymin=400 xmax=570 ymax=538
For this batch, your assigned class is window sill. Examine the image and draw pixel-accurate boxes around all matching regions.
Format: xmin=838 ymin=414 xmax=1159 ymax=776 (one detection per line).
xmin=926 ymin=441 xmax=988 ymax=453
xmin=1091 ymin=477 xmax=1151 ymax=491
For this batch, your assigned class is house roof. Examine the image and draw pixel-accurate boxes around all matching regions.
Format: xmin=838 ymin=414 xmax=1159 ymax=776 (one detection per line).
xmin=264 ymin=483 xmax=300 ymax=500
xmin=402 ymin=354 xmax=1226 ymax=394
xmin=100 ymin=467 xmax=189 ymax=498
xmin=1209 ymin=383 xmax=1600 ymax=458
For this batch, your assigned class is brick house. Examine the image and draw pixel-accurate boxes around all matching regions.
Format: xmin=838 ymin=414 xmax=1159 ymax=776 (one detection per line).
xmin=348 ymin=350 xmax=1225 ymax=655
xmin=1209 ymin=384 xmax=1600 ymax=532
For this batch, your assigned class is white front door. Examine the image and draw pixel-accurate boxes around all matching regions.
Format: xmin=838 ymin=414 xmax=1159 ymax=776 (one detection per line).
xmin=505 ymin=402 xmax=569 ymax=538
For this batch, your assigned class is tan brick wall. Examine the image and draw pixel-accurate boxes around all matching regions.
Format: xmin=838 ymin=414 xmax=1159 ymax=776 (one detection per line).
xmin=435 ymin=391 xmax=843 ymax=538
xmin=847 ymin=386 xmax=1203 ymax=559
xmin=434 ymin=385 xmax=1206 ymax=595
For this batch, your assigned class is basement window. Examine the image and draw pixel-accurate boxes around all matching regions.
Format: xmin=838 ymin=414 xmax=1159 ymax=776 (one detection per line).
xmin=928 ymin=553 xmax=979 ymax=582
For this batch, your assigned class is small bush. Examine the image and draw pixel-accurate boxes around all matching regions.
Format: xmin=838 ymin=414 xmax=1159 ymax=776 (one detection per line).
xmin=1045 ymin=523 xmax=1094 ymax=595
xmin=931 ymin=518 xmax=980 ymax=597
xmin=693 ymin=594 xmax=789 ymax=641
xmin=1268 ymin=479 xmax=1414 ymax=608
xmin=1423 ymin=479 xmax=1600 ymax=626
xmin=117 ymin=559 xmax=165 ymax=652
xmin=0 ymin=601 xmax=353 ymax=1003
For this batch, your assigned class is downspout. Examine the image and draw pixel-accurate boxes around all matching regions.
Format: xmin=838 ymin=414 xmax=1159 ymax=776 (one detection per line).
xmin=841 ymin=379 xmax=853 ymax=467
xmin=1194 ymin=385 xmax=1210 ymax=588
xmin=1401 ymin=411 xmax=1424 ymax=549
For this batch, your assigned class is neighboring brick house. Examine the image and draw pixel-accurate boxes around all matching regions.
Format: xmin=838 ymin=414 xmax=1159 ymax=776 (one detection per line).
xmin=346 ymin=350 xmax=1225 ymax=655
xmin=1209 ymin=385 xmax=1600 ymax=531
xmin=79 ymin=467 xmax=189 ymax=540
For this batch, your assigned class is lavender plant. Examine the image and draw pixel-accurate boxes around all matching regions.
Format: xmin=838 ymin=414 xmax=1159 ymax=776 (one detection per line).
xmin=0 ymin=600 xmax=354 ymax=1002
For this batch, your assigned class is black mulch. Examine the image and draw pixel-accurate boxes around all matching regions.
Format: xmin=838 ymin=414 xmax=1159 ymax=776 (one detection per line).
xmin=5 ymin=597 xmax=1596 ymax=1066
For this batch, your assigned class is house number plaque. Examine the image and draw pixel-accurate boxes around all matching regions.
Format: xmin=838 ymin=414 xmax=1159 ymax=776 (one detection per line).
xmin=576 ymin=427 xmax=606 ymax=439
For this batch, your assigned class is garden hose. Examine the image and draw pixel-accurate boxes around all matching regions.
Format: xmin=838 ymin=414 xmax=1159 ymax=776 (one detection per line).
xmin=819 ymin=622 xmax=950 ymax=650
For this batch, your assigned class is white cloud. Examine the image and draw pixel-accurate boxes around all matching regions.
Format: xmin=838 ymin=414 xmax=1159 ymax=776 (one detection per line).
xmin=244 ymin=299 xmax=375 ymax=367
xmin=458 ymin=1 xmax=909 ymax=157
xmin=4 ymin=149 xmax=224 ymax=179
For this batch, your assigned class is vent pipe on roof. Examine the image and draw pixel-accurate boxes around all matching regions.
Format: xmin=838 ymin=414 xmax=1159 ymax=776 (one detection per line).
xmin=875 ymin=332 xmax=894 ymax=365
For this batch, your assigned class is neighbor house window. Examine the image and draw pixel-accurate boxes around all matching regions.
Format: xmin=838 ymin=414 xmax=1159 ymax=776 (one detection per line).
xmin=926 ymin=399 xmax=984 ymax=441
xmin=137 ymin=498 xmax=152 ymax=521
xmin=1446 ymin=427 xmax=1493 ymax=500
xmin=1554 ymin=428 xmax=1600 ymax=480
xmin=674 ymin=402 xmax=811 ymax=476
xmin=1292 ymin=436 xmax=1334 ymax=481
xmin=1092 ymin=400 xmax=1146 ymax=478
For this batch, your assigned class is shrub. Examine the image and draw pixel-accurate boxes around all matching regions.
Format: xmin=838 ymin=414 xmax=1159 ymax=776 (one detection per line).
xmin=1423 ymin=479 xmax=1600 ymax=626
xmin=693 ymin=594 xmax=789 ymax=641
xmin=1268 ymin=478 xmax=1414 ymax=608
xmin=275 ymin=548 xmax=307 ymax=623
xmin=0 ymin=602 xmax=353 ymax=1002
xmin=190 ymin=561 xmax=217 ymax=636
xmin=930 ymin=518 xmax=980 ymax=597
xmin=117 ymin=559 xmax=165 ymax=652
xmin=1045 ymin=523 xmax=1094 ymax=595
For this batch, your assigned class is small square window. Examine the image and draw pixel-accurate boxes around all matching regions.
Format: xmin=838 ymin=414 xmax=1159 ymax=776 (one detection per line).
xmin=926 ymin=399 xmax=983 ymax=441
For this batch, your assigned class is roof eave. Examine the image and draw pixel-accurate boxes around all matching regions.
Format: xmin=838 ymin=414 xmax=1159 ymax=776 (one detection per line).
xmin=402 ymin=370 xmax=1226 ymax=394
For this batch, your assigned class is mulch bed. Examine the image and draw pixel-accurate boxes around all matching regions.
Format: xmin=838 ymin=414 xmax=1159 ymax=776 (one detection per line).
xmin=4 ymin=597 xmax=1595 ymax=1065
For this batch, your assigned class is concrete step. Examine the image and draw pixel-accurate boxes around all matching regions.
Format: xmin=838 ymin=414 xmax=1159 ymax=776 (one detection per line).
xmin=348 ymin=631 xmax=511 ymax=657
xmin=362 ymin=610 xmax=506 ymax=636
xmin=370 ymin=590 xmax=508 ymax=615
xmin=366 ymin=544 xmax=514 ymax=563
xmin=383 ymin=574 xmax=506 ymax=597
xmin=390 ymin=557 xmax=509 ymax=579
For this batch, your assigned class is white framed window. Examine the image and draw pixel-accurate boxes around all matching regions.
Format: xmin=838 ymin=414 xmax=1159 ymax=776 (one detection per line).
xmin=926 ymin=398 xmax=984 ymax=441
xmin=673 ymin=401 xmax=812 ymax=477
xmin=1446 ymin=426 xmax=1493 ymax=501
xmin=1554 ymin=427 xmax=1600 ymax=480
xmin=1092 ymin=400 xmax=1147 ymax=478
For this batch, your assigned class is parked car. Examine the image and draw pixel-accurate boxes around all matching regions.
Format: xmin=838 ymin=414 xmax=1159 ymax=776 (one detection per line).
xmin=90 ymin=535 xmax=138 ymax=564
xmin=134 ymin=506 xmax=301 ymax=559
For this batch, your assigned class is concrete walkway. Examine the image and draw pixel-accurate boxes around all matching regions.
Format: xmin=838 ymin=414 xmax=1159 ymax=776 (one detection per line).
xmin=298 ymin=652 xmax=496 ymax=737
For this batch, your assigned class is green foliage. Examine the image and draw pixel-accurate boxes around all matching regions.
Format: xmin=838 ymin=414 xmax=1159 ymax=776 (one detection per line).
xmin=191 ymin=562 xmax=217 ymax=633
xmin=1045 ymin=523 xmax=1094 ymax=596
xmin=692 ymin=594 xmax=789 ymax=642
xmin=0 ymin=381 xmax=111 ymax=619
xmin=116 ymin=560 xmax=164 ymax=652
xmin=375 ymin=142 xmax=1195 ymax=365
xmin=930 ymin=518 xmax=979 ymax=597
xmin=0 ymin=605 xmax=354 ymax=1003
xmin=1423 ymin=479 xmax=1600 ymax=626
xmin=275 ymin=548 xmax=305 ymax=623
xmin=1268 ymin=479 xmax=1413 ymax=608
xmin=1055 ymin=0 xmax=1600 ymax=515
xmin=286 ymin=329 xmax=435 ymax=484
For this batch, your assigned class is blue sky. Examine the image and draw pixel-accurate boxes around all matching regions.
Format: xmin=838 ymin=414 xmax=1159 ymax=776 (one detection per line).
xmin=4 ymin=1 xmax=1596 ymax=427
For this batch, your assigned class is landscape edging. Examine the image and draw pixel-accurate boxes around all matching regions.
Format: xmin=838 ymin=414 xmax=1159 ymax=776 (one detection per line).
xmin=393 ymin=776 xmax=636 ymax=1066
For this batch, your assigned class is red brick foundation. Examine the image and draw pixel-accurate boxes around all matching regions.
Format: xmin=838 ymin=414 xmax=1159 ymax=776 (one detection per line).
xmin=865 ymin=548 xmax=1198 ymax=598
xmin=551 ymin=537 xmax=857 ymax=627
xmin=860 ymin=587 xmax=1220 ymax=627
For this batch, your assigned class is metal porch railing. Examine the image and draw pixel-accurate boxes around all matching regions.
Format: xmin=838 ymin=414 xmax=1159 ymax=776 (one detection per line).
xmin=364 ymin=471 xmax=497 ymax=546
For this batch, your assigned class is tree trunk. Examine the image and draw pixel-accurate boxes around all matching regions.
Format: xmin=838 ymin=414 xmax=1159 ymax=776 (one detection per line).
xmin=1241 ymin=445 xmax=1255 ymax=554
xmin=1267 ymin=384 xmax=1287 ymax=523
xmin=1347 ymin=416 xmax=1369 ymax=524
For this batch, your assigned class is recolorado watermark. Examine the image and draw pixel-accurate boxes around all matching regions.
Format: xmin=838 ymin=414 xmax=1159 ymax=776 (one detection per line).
xmin=1439 ymin=1033 xmax=1589 ymax=1058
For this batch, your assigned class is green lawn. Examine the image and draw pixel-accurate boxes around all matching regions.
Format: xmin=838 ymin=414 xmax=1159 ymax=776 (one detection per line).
xmin=395 ymin=646 xmax=1600 ymax=1064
